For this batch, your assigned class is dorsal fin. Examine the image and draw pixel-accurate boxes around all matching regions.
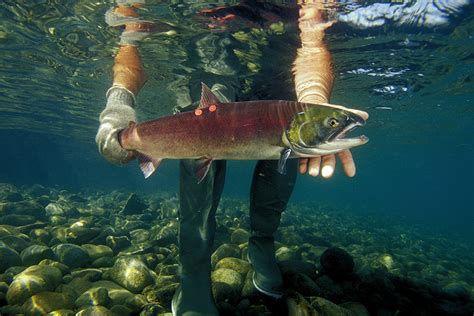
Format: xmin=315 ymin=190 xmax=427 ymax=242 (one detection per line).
xmin=199 ymin=83 xmax=220 ymax=109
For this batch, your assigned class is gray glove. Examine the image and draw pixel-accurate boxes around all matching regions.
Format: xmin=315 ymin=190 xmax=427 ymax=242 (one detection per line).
xmin=96 ymin=87 xmax=137 ymax=165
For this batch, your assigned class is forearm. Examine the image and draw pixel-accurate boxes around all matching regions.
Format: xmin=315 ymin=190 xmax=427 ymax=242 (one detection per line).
xmin=293 ymin=7 xmax=334 ymax=104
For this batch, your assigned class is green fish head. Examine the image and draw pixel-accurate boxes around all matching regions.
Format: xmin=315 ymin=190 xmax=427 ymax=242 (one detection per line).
xmin=284 ymin=104 xmax=369 ymax=156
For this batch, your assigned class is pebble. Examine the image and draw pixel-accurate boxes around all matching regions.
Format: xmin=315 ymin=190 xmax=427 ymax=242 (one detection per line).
xmin=212 ymin=268 xmax=243 ymax=303
xmin=20 ymin=245 xmax=56 ymax=266
xmin=53 ymin=243 xmax=90 ymax=268
xmin=0 ymin=246 xmax=21 ymax=272
xmin=22 ymin=292 xmax=74 ymax=316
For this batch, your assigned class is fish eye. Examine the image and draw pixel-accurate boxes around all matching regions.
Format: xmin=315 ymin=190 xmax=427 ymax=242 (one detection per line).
xmin=329 ymin=118 xmax=339 ymax=128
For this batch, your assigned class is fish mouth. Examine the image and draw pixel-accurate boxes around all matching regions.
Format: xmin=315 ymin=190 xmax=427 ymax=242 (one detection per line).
xmin=321 ymin=118 xmax=368 ymax=151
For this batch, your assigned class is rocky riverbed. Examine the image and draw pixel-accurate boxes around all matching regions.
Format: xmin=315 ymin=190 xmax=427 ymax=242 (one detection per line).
xmin=0 ymin=183 xmax=472 ymax=315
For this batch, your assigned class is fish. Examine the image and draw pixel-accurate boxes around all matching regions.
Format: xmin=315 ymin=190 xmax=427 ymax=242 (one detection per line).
xmin=119 ymin=83 xmax=369 ymax=182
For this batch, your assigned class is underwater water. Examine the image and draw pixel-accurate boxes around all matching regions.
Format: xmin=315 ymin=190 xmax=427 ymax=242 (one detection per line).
xmin=0 ymin=1 xmax=473 ymax=315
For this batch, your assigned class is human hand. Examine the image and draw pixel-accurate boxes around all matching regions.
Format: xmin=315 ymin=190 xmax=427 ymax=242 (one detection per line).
xmin=299 ymin=150 xmax=356 ymax=178
xmin=96 ymin=87 xmax=137 ymax=165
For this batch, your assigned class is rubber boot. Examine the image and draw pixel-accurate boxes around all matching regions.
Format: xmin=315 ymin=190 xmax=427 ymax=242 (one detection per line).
xmin=248 ymin=159 xmax=297 ymax=298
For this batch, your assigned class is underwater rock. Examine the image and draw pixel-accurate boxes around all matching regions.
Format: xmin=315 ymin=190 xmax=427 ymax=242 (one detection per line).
xmin=30 ymin=228 xmax=52 ymax=244
xmin=0 ymin=200 xmax=44 ymax=217
xmin=20 ymin=244 xmax=56 ymax=266
xmin=81 ymin=244 xmax=113 ymax=261
xmin=53 ymin=243 xmax=90 ymax=268
xmin=76 ymin=306 xmax=114 ymax=316
xmin=152 ymin=221 xmax=178 ymax=247
xmin=92 ymin=256 xmax=115 ymax=268
xmin=215 ymin=257 xmax=250 ymax=276
xmin=230 ymin=228 xmax=250 ymax=244
xmin=0 ymin=246 xmax=21 ymax=272
xmin=22 ymin=292 xmax=74 ymax=316
xmin=301 ymin=243 xmax=328 ymax=262
xmin=143 ymin=283 xmax=179 ymax=304
xmin=109 ymin=256 xmax=155 ymax=293
xmin=57 ymin=277 xmax=92 ymax=300
xmin=286 ymin=291 xmax=318 ymax=316
xmin=276 ymin=246 xmax=300 ymax=261
xmin=0 ymin=234 xmax=30 ymax=253
xmin=139 ymin=303 xmax=167 ymax=315
xmin=65 ymin=226 xmax=101 ymax=245
xmin=0 ymin=214 xmax=36 ymax=226
xmin=286 ymin=272 xmax=322 ymax=296
xmin=240 ymin=267 xmax=259 ymax=298
xmin=320 ymin=247 xmax=355 ymax=281
xmin=130 ymin=228 xmax=151 ymax=243
xmin=70 ymin=268 xmax=103 ymax=282
xmin=121 ymin=193 xmax=149 ymax=215
xmin=45 ymin=309 xmax=75 ymax=316
xmin=279 ymin=259 xmax=318 ymax=280
xmin=339 ymin=302 xmax=370 ymax=316
xmin=106 ymin=235 xmax=132 ymax=254
xmin=28 ymin=184 xmax=50 ymax=197
xmin=310 ymin=297 xmax=353 ymax=316
xmin=4 ymin=192 xmax=23 ymax=202
xmin=75 ymin=287 xmax=112 ymax=309
xmin=45 ymin=203 xmax=66 ymax=216
xmin=160 ymin=198 xmax=179 ymax=219
xmin=157 ymin=263 xmax=179 ymax=276
xmin=212 ymin=268 xmax=243 ymax=303
xmin=6 ymin=265 xmax=62 ymax=305
xmin=315 ymin=275 xmax=344 ymax=300
xmin=38 ymin=259 xmax=70 ymax=274
xmin=110 ymin=305 xmax=133 ymax=316
xmin=211 ymin=243 xmax=241 ymax=268
xmin=441 ymin=282 xmax=471 ymax=302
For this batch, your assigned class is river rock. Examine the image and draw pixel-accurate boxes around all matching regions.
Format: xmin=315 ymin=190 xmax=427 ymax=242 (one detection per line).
xmin=106 ymin=235 xmax=131 ymax=254
xmin=320 ymin=247 xmax=354 ymax=281
xmin=143 ymin=283 xmax=179 ymax=304
xmin=53 ymin=243 xmax=90 ymax=268
xmin=212 ymin=268 xmax=243 ymax=303
xmin=310 ymin=297 xmax=353 ymax=316
xmin=92 ymin=256 xmax=115 ymax=268
xmin=22 ymin=292 xmax=74 ymax=316
xmin=70 ymin=268 xmax=103 ymax=282
xmin=20 ymin=245 xmax=56 ymax=266
xmin=45 ymin=203 xmax=66 ymax=216
xmin=30 ymin=228 xmax=52 ymax=244
xmin=75 ymin=287 xmax=112 ymax=308
xmin=276 ymin=246 xmax=300 ymax=261
xmin=0 ymin=234 xmax=30 ymax=253
xmin=81 ymin=244 xmax=113 ymax=261
xmin=4 ymin=192 xmax=23 ymax=202
xmin=6 ymin=265 xmax=62 ymax=305
xmin=0 ymin=246 xmax=21 ymax=272
xmin=279 ymin=259 xmax=318 ymax=280
xmin=46 ymin=309 xmax=75 ymax=315
xmin=0 ymin=214 xmax=36 ymax=226
xmin=339 ymin=302 xmax=370 ymax=316
xmin=230 ymin=228 xmax=250 ymax=244
xmin=211 ymin=243 xmax=241 ymax=268
xmin=76 ymin=306 xmax=114 ymax=316
xmin=215 ymin=257 xmax=250 ymax=275
xmin=109 ymin=256 xmax=154 ymax=293
xmin=121 ymin=193 xmax=148 ymax=215
xmin=0 ymin=200 xmax=44 ymax=217
xmin=287 ymin=272 xmax=321 ymax=296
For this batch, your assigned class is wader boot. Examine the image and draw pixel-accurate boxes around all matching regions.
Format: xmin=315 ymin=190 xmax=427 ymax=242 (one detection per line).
xmin=172 ymin=83 xmax=234 ymax=316
xmin=247 ymin=159 xmax=297 ymax=298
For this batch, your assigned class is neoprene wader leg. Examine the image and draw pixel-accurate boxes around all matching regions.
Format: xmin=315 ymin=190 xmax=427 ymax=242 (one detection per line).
xmin=172 ymin=159 xmax=226 ymax=316
xmin=248 ymin=159 xmax=297 ymax=298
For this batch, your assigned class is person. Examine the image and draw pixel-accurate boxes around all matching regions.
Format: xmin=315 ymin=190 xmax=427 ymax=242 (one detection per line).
xmin=96 ymin=1 xmax=361 ymax=315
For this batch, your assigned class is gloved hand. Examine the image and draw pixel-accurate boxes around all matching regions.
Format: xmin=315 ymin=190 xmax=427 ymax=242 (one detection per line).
xmin=95 ymin=86 xmax=137 ymax=165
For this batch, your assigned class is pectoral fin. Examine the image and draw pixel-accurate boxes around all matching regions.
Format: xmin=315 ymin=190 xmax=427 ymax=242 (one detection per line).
xmin=195 ymin=158 xmax=213 ymax=183
xmin=278 ymin=148 xmax=292 ymax=175
xmin=136 ymin=152 xmax=162 ymax=179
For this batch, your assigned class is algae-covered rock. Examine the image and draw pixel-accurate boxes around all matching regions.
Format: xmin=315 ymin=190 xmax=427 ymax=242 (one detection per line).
xmin=0 ymin=234 xmax=30 ymax=253
xmin=211 ymin=243 xmax=241 ymax=268
xmin=6 ymin=265 xmax=62 ymax=305
xmin=215 ymin=257 xmax=250 ymax=276
xmin=339 ymin=302 xmax=370 ymax=316
xmin=20 ymin=244 xmax=56 ymax=266
xmin=276 ymin=246 xmax=300 ymax=262
xmin=0 ymin=214 xmax=36 ymax=226
xmin=310 ymin=297 xmax=353 ymax=316
xmin=75 ymin=287 xmax=112 ymax=308
xmin=106 ymin=235 xmax=131 ymax=254
xmin=22 ymin=292 xmax=74 ymax=316
xmin=121 ymin=193 xmax=148 ymax=215
xmin=46 ymin=309 xmax=75 ymax=316
xmin=76 ymin=306 xmax=114 ymax=316
xmin=143 ymin=283 xmax=179 ymax=304
xmin=320 ymin=247 xmax=354 ymax=281
xmin=81 ymin=244 xmax=113 ymax=261
xmin=212 ymin=268 xmax=243 ymax=303
xmin=230 ymin=228 xmax=250 ymax=244
xmin=53 ymin=243 xmax=90 ymax=268
xmin=109 ymin=256 xmax=154 ymax=293
xmin=0 ymin=246 xmax=21 ymax=272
